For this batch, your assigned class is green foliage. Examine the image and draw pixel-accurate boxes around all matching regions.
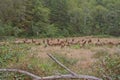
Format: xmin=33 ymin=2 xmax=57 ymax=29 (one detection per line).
xmin=0 ymin=0 xmax=120 ymax=37
xmin=92 ymin=54 xmax=120 ymax=80
xmin=32 ymin=0 xmax=50 ymax=36
xmin=0 ymin=43 xmax=31 ymax=79
xmin=0 ymin=22 xmax=23 ymax=37
xmin=0 ymin=44 xmax=30 ymax=67
xmin=91 ymin=5 xmax=108 ymax=34
xmin=46 ymin=24 xmax=59 ymax=37
xmin=0 ymin=23 xmax=5 ymax=36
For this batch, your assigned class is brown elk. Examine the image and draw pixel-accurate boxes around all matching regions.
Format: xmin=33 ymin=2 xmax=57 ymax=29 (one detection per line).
xmin=24 ymin=39 xmax=33 ymax=44
xmin=108 ymin=41 xmax=114 ymax=45
xmin=98 ymin=39 xmax=100 ymax=42
xmin=82 ymin=41 xmax=86 ymax=46
xmin=61 ymin=42 xmax=65 ymax=48
xmin=35 ymin=41 xmax=41 ymax=45
xmin=88 ymin=39 xmax=92 ymax=44
xmin=47 ymin=39 xmax=53 ymax=46
xmin=0 ymin=42 xmax=7 ymax=46
xmin=32 ymin=39 xmax=36 ymax=43
xmin=14 ymin=40 xmax=25 ymax=44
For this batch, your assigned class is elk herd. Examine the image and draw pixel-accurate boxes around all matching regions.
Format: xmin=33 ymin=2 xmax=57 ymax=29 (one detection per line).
xmin=0 ymin=37 xmax=120 ymax=48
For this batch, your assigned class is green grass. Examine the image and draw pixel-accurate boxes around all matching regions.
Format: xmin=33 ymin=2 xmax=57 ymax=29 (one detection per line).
xmin=70 ymin=44 xmax=81 ymax=49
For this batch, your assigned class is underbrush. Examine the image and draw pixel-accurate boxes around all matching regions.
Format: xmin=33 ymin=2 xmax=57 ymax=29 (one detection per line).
xmin=0 ymin=43 xmax=78 ymax=79
xmin=0 ymin=44 xmax=30 ymax=67
xmin=91 ymin=53 xmax=120 ymax=80
xmin=0 ymin=43 xmax=31 ymax=80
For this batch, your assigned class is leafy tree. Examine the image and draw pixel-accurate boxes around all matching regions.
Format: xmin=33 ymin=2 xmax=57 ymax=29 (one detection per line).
xmin=0 ymin=0 xmax=120 ymax=37
xmin=32 ymin=0 xmax=50 ymax=36
xmin=91 ymin=5 xmax=108 ymax=34
xmin=43 ymin=0 xmax=70 ymax=35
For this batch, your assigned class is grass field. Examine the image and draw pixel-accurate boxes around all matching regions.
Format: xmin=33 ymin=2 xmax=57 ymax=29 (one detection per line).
xmin=0 ymin=37 xmax=120 ymax=80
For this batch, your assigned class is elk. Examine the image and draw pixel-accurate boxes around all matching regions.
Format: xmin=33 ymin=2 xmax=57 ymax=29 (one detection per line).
xmin=35 ymin=41 xmax=41 ymax=45
xmin=43 ymin=39 xmax=46 ymax=44
xmin=0 ymin=42 xmax=6 ymax=46
xmin=57 ymin=39 xmax=60 ymax=42
xmin=81 ymin=39 xmax=84 ymax=42
xmin=47 ymin=39 xmax=53 ymax=46
xmin=24 ymin=39 xmax=33 ymax=44
xmin=98 ymin=39 xmax=100 ymax=42
xmin=95 ymin=42 xmax=102 ymax=46
xmin=14 ymin=40 xmax=25 ymax=44
xmin=88 ymin=39 xmax=92 ymax=44
xmin=108 ymin=41 xmax=114 ymax=45
xmin=32 ymin=39 xmax=36 ymax=43
xmin=82 ymin=41 xmax=86 ymax=46
xmin=61 ymin=42 xmax=65 ymax=48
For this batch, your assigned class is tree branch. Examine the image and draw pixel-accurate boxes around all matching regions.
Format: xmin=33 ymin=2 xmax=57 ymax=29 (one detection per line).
xmin=42 ymin=74 xmax=102 ymax=80
xmin=0 ymin=69 xmax=41 ymax=80
xmin=0 ymin=69 xmax=102 ymax=80
xmin=47 ymin=53 xmax=77 ymax=76
xmin=47 ymin=53 xmax=102 ymax=80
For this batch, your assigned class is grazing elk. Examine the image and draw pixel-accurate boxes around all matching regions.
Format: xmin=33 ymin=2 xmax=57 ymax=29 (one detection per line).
xmin=88 ymin=39 xmax=92 ymax=44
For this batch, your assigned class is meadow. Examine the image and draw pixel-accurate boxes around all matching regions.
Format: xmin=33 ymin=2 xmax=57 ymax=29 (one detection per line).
xmin=0 ymin=36 xmax=120 ymax=80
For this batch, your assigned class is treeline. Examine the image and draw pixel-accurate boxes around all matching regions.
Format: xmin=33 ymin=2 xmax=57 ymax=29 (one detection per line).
xmin=0 ymin=0 xmax=120 ymax=37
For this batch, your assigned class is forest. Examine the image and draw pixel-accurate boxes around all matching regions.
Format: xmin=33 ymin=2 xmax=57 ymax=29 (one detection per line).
xmin=0 ymin=0 xmax=120 ymax=37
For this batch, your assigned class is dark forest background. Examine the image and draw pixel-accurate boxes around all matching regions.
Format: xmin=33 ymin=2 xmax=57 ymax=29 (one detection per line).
xmin=0 ymin=0 xmax=120 ymax=37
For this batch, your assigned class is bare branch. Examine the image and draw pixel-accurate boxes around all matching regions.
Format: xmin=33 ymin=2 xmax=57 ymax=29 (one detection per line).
xmin=0 ymin=69 xmax=41 ymax=80
xmin=42 ymin=74 xmax=102 ymax=80
xmin=47 ymin=53 xmax=102 ymax=80
xmin=47 ymin=53 xmax=77 ymax=76
xmin=0 ymin=69 xmax=102 ymax=80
